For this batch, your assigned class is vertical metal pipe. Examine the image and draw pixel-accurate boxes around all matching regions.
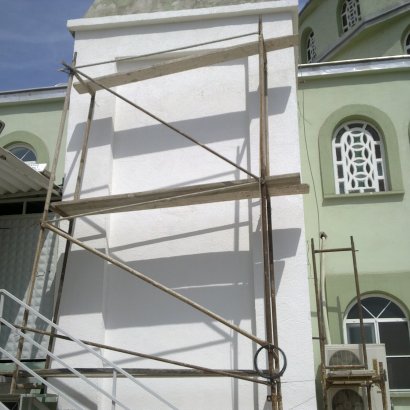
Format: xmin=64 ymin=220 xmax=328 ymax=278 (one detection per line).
xmin=350 ymin=236 xmax=368 ymax=368
xmin=10 ymin=54 xmax=77 ymax=393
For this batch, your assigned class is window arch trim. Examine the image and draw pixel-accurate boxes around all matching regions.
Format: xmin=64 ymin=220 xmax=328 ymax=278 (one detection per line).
xmin=318 ymin=105 xmax=403 ymax=199
xmin=301 ymin=27 xmax=318 ymax=64
xmin=0 ymin=131 xmax=49 ymax=166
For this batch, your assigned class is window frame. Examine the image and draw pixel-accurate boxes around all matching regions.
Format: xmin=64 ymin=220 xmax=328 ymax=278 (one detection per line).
xmin=306 ymin=30 xmax=317 ymax=63
xmin=301 ymin=27 xmax=318 ymax=64
xmin=404 ymin=31 xmax=410 ymax=55
xmin=340 ymin=0 xmax=362 ymax=34
xmin=344 ymin=295 xmax=410 ymax=391
xmin=318 ymin=105 xmax=403 ymax=200
xmin=332 ymin=121 xmax=388 ymax=194
xmin=7 ymin=143 xmax=38 ymax=163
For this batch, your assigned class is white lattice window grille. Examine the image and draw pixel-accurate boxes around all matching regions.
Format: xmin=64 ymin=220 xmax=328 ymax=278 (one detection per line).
xmin=405 ymin=32 xmax=410 ymax=54
xmin=306 ymin=31 xmax=317 ymax=63
xmin=332 ymin=122 xmax=388 ymax=194
xmin=341 ymin=0 xmax=361 ymax=33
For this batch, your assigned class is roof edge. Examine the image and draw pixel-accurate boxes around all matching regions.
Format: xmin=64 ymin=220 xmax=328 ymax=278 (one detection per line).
xmin=298 ymin=55 xmax=410 ymax=80
xmin=68 ymin=0 xmax=297 ymax=33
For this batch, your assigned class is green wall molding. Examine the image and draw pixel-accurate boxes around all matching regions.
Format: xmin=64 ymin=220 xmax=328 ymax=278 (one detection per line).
xmin=0 ymin=131 xmax=50 ymax=166
xmin=318 ymin=104 xmax=404 ymax=198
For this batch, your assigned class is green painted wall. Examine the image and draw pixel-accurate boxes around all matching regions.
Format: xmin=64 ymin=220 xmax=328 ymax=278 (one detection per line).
xmin=0 ymin=98 xmax=65 ymax=185
xmin=299 ymin=67 xmax=410 ymax=407
xmin=333 ymin=12 xmax=410 ymax=60
xmin=299 ymin=0 xmax=410 ymax=62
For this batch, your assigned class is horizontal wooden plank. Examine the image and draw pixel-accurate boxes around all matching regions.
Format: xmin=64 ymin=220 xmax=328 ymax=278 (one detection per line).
xmin=51 ymin=173 xmax=309 ymax=217
xmin=74 ymin=35 xmax=298 ymax=94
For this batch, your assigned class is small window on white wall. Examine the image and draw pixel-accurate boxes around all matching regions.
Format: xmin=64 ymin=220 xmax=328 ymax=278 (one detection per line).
xmin=306 ymin=30 xmax=317 ymax=63
xmin=332 ymin=121 xmax=387 ymax=194
xmin=341 ymin=0 xmax=361 ymax=33
xmin=345 ymin=296 xmax=410 ymax=389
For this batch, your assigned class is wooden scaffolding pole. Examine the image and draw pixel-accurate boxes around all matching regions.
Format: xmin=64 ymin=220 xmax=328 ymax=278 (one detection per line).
xmin=311 ymin=236 xmax=383 ymax=410
xmin=43 ymin=221 xmax=268 ymax=347
xmin=8 ymin=20 xmax=301 ymax=405
xmin=258 ymin=18 xmax=282 ymax=410
xmin=45 ymin=91 xmax=97 ymax=369
xmin=73 ymin=34 xmax=298 ymax=94
xmin=19 ymin=326 xmax=269 ymax=386
xmin=10 ymin=55 xmax=77 ymax=393
xmin=64 ymin=63 xmax=259 ymax=181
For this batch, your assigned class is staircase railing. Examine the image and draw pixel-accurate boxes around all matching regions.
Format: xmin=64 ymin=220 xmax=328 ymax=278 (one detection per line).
xmin=0 ymin=288 xmax=144 ymax=410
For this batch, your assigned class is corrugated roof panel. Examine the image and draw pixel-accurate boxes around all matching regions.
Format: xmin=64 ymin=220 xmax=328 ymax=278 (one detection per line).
xmin=0 ymin=147 xmax=60 ymax=199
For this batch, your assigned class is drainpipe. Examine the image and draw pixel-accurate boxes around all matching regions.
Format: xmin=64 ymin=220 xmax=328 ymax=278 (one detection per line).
xmin=319 ymin=232 xmax=331 ymax=344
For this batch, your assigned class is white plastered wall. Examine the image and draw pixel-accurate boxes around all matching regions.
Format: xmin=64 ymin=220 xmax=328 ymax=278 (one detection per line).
xmin=54 ymin=2 xmax=316 ymax=409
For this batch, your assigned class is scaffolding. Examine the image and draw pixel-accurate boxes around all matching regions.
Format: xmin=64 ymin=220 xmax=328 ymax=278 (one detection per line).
xmin=310 ymin=237 xmax=389 ymax=410
xmin=9 ymin=20 xmax=306 ymax=409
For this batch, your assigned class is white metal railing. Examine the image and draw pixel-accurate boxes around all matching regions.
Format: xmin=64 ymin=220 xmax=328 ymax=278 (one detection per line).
xmin=0 ymin=289 xmax=143 ymax=410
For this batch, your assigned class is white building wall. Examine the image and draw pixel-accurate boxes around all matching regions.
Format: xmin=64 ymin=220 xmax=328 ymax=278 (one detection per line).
xmin=54 ymin=2 xmax=316 ymax=409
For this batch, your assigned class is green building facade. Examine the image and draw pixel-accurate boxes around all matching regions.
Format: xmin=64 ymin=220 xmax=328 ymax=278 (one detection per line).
xmin=299 ymin=0 xmax=410 ymax=408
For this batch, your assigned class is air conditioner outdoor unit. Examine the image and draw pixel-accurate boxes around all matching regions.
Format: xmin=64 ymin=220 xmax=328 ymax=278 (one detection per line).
xmin=325 ymin=344 xmax=391 ymax=410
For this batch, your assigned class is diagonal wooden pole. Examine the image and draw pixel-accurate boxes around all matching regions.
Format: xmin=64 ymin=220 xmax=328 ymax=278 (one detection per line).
xmin=43 ymin=221 xmax=268 ymax=347
xmin=45 ymin=91 xmax=96 ymax=369
xmin=10 ymin=54 xmax=77 ymax=393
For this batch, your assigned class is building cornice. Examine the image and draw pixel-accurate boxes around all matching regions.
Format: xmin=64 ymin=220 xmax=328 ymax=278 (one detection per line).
xmin=0 ymin=86 xmax=66 ymax=106
xmin=68 ymin=1 xmax=297 ymax=33
xmin=298 ymin=55 xmax=410 ymax=81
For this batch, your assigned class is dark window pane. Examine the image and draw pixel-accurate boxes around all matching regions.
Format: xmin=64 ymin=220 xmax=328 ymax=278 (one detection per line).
xmin=379 ymin=302 xmax=406 ymax=318
xmin=379 ymin=322 xmax=410 ymax=355
xmin=375 ymin=145 xmax=381 ymax=158
xmin=26 ymin=201 xmax=45 ymax=214
xmin=347 ymin=303 xmax=372 ymax=319
xmin=347 ymin=323 xmax=376 ymax=344
xmin=386 ymin=357 xmax=410 ymax=389
xmin=362 ymin=297 xmax=389 ymax=317
xmin=337 ymin=165 xmax=343 ymax=178
xmin=0 ymin=203 xmax=23 ymax=215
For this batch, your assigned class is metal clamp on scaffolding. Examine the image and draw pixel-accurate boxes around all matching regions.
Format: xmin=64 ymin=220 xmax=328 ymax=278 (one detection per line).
xmin=253 ymin=344 xmax=287 ymax=382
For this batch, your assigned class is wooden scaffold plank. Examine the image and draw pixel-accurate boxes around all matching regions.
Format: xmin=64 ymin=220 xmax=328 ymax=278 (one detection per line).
xmin=51 ymin=173 xmax=309 ymax=218
xmin=74 ymin=34 xmax=298 ymax=94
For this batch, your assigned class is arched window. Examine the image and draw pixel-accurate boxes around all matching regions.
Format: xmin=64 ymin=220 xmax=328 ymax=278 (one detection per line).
xmin=306 ymin=30 xmax=317 ymax=63
xmin=7 ymin=144 xmax=37 ymax=163
xmin=404 ymin=31 xmax=410 ymax=54
xmin=345 ymin=296 xmax=410 ymax=389
xmin=341 ymin=0 xmax=361 ymax=33
xmin=332 ymin=121 xmax=387 ymax=194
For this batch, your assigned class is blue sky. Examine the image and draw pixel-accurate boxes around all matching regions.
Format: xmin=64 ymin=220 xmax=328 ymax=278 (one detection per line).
xmin=0 ymin=0 xmax=307 ymax=92
xmin=0 ymin=0 xmax=93 ymax=91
